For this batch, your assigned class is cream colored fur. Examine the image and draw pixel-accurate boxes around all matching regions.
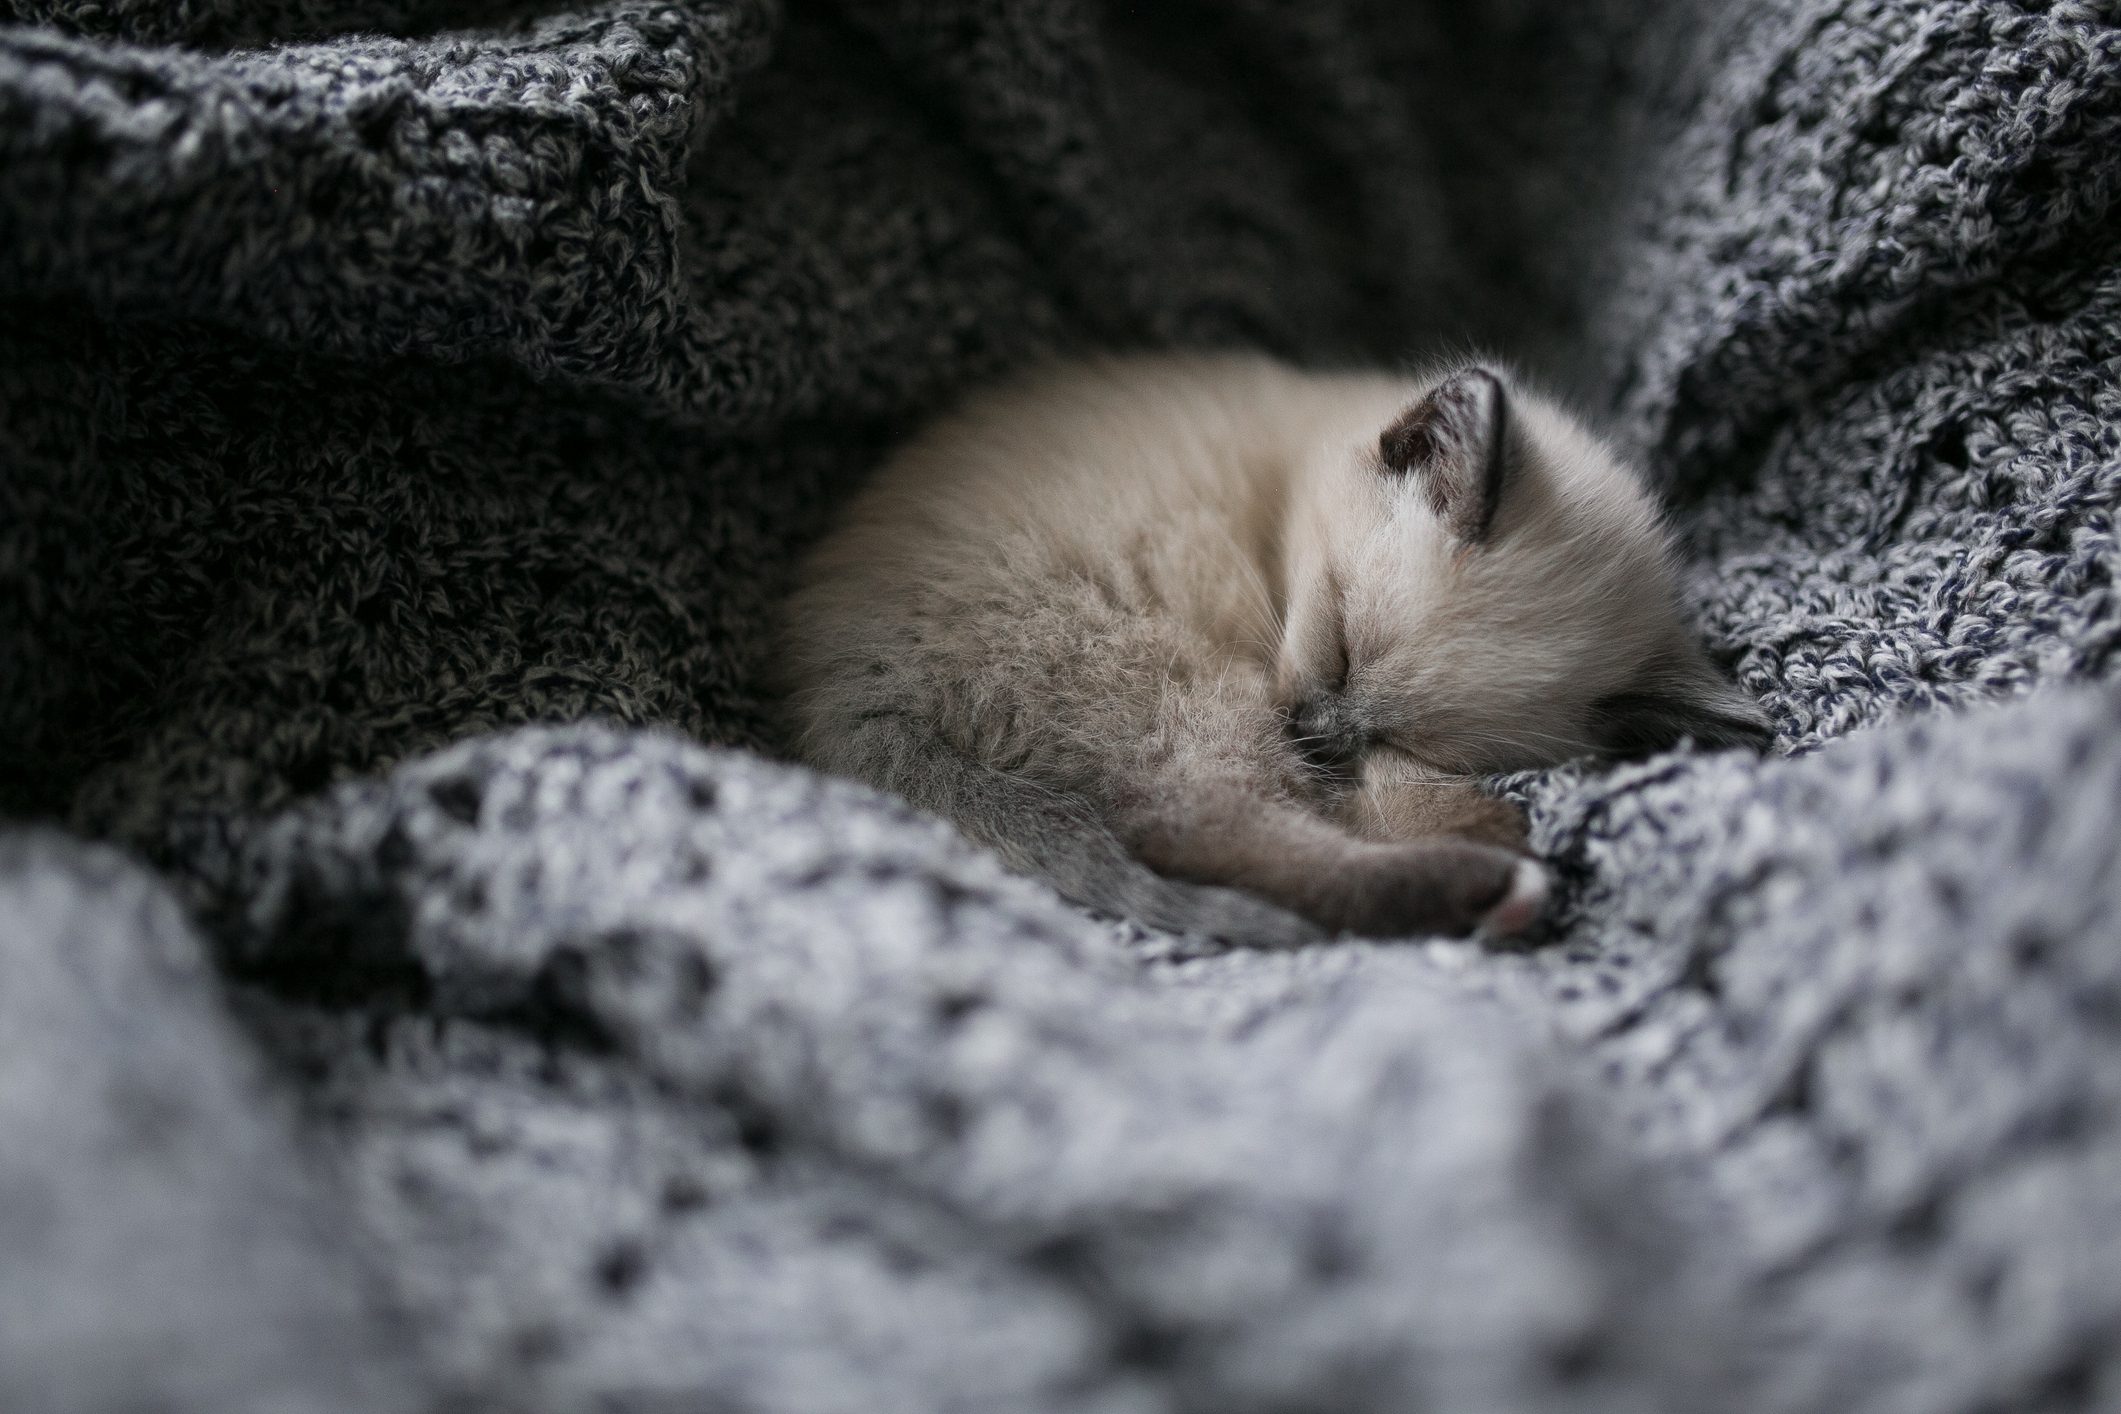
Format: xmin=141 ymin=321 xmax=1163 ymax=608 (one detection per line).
xmin=777 ymin=353 xmax=1760 ymax=944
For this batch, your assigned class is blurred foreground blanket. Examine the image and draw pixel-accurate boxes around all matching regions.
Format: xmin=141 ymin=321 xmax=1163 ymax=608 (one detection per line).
xmin=4 ymin=1 xmax=2120 ymax=1409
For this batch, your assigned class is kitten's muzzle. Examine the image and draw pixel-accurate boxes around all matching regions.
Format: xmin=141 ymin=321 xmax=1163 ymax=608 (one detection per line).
xmin=1286 ymin=694 xmax=1367 ymax=779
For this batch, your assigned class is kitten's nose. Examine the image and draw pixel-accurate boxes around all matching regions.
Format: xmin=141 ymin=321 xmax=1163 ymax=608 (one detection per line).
xmin=1288 ymin=695 xmax=1362 ymax=777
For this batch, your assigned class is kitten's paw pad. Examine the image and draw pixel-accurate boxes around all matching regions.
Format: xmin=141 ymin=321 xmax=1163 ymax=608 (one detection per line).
xmin=1477 ymin=859 xmax=1548 ymax=938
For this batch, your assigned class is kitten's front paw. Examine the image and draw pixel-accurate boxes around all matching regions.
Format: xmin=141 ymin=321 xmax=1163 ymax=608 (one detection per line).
xmin=1328 ymin=840 xmax=1548 ymax=941
xmin=1350 ymin=778 xmax=1532 ymax=853
xmin=1454 ymin=795 xmax=1532 ymax=854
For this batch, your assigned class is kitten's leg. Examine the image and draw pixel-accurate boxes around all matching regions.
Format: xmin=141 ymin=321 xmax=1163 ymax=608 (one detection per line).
xmin=1119 ymin=775 xmax=1544 ymax=940
xmin=1343 ymin=755 xmax=1531 ymax=853
xmin=827 ymin=715 xmax=1326 ymax=949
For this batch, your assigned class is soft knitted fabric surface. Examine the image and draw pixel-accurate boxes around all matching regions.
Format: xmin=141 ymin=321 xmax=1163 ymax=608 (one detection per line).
xmin=4 ymin=1 xmax=2120 ymax=1410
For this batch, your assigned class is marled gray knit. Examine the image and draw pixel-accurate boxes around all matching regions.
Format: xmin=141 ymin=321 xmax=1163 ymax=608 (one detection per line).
xmin=3 ymin=1 xmax=2119 ymax=1410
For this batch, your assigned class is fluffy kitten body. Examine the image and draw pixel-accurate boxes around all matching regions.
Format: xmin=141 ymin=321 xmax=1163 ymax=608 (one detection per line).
xmin=779 ymin=354 xmax=1765 ymax=948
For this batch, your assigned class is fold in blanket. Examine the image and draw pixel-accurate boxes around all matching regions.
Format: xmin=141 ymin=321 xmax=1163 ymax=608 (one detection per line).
xmin=4 ymin=1 xmax=2120 ymax=1410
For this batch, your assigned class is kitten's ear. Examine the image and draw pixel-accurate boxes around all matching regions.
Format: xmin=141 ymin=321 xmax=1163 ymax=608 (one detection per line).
xmin=1588 ymin=649 xmax=1773 ymax=758
xmin=1378 ymin=367 xmax=1509 ymax=542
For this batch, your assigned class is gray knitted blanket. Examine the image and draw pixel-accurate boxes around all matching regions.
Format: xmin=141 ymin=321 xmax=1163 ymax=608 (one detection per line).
xmin=5 ymin=1 xmax=2120 ymax=1409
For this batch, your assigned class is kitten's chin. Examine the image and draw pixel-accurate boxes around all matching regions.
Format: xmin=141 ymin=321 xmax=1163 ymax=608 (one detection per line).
xmin=1478 ymin=859 xmax=1549 ymax=938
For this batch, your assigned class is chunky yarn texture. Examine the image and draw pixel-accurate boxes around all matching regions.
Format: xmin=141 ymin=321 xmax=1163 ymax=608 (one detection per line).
xmin=4 ymin=1 xmax=2119 ymax=1410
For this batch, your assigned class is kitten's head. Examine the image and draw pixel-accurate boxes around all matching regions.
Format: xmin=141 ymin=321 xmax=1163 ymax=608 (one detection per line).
xmin=1275 ymin=364 xmax=1768 ymax=779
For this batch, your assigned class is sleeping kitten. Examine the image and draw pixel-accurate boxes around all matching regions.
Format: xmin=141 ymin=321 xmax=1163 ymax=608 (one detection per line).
xmin=778 ymin=353 xmax=1767 ymax=948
